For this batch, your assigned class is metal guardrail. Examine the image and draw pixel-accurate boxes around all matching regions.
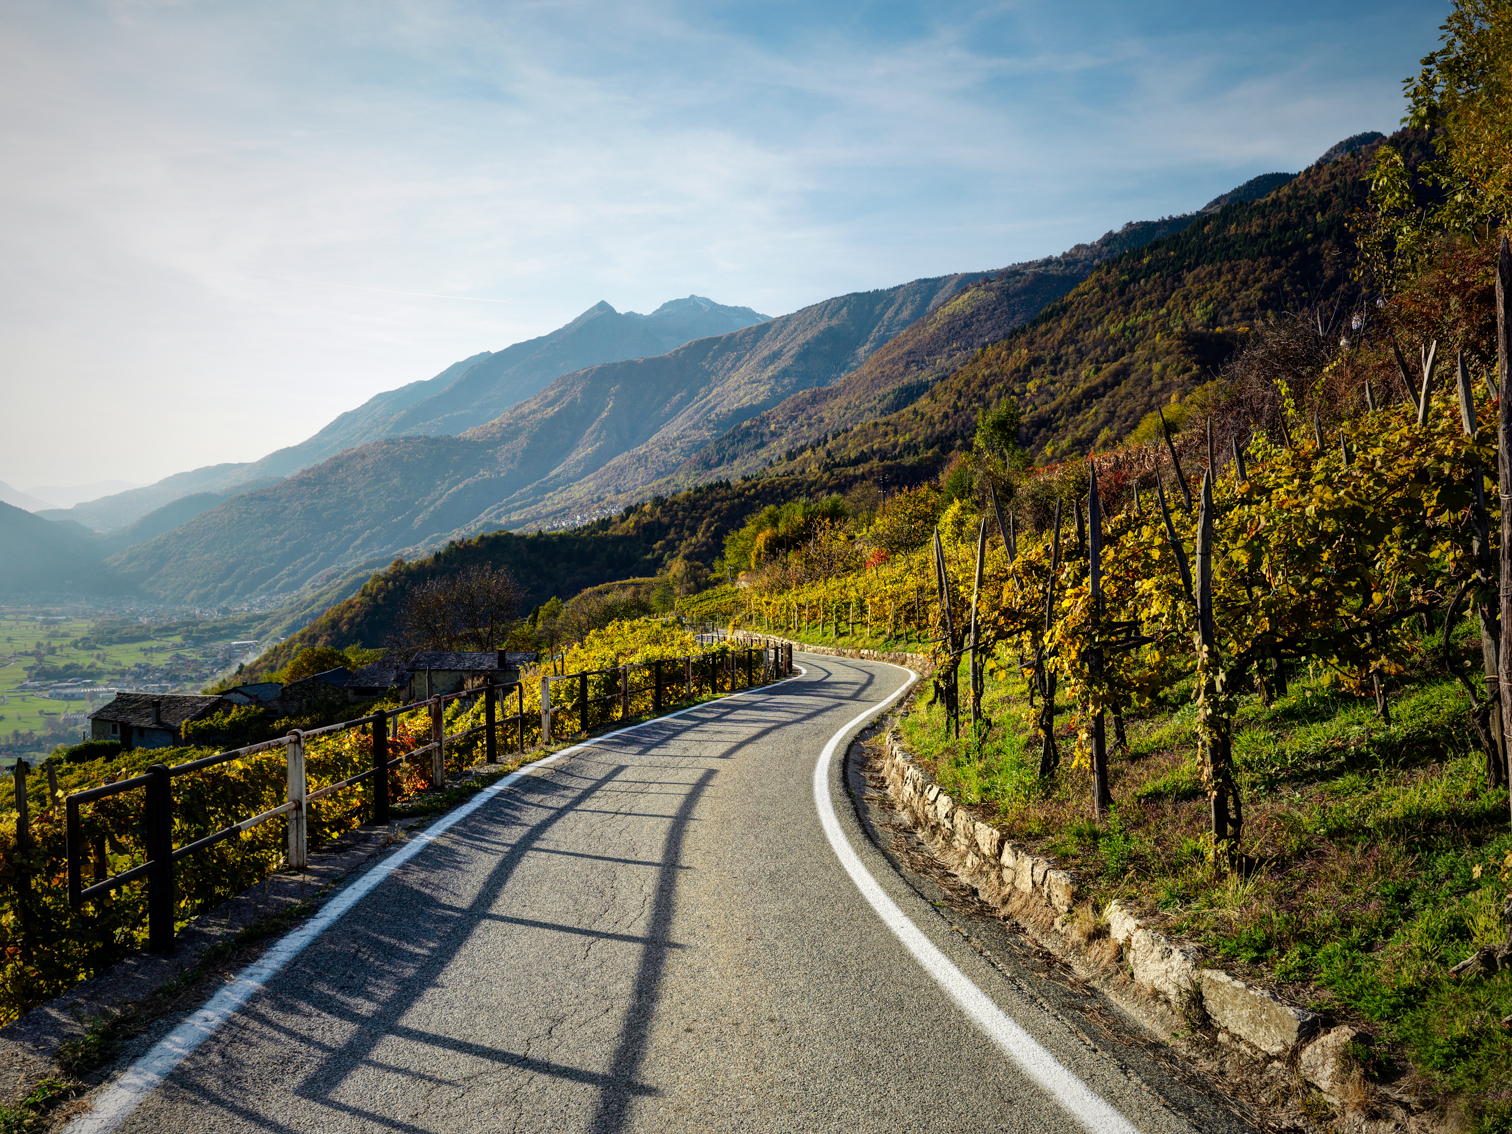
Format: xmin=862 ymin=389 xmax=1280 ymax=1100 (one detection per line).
xmin=62 ymin=641 xmax=793 ymax=953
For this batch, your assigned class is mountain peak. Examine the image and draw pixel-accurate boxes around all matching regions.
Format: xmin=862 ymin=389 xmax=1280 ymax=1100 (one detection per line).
xmin=1315 ymin=131 xmax=1386 ymax=166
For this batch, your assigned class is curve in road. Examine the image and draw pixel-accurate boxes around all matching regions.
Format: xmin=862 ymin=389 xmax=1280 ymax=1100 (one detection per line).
xmin=66 ymin=654 xmax=1215 ymax=1133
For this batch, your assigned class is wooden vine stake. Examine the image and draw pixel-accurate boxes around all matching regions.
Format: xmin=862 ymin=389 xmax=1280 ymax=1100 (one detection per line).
xmin=1088 ymin=463 xmax=1111 ymax=818
xmin=933 ymin=527 xmax=960 ymax=739
xmin=969 ymin=516 xmax=987 ymax=734
xmin=1456 ymin=348 xmax=1506 ymax=787
xmin=1497 ymin=235 xmax=1512 ymax=825
xmin=1158 ymin=407 xmax=1191 ymax=509
xmin=1037 ymin=501 xmax=1063 ymax=778
xmin=1195 ymin=469 xmax=1242 ymax=853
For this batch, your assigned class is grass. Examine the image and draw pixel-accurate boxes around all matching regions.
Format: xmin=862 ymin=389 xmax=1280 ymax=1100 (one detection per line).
xmin=900 ymin=620 xmax=1512 ymax=1132
xmin=0 ymin=607 xmax=261 ymax=758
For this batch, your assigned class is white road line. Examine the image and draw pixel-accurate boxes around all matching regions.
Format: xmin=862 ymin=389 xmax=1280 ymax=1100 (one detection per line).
xmin=812 ymin=661 xmax=1141 ymax=1134
xmin=64 ymin=671 xmax=801 ymax=1134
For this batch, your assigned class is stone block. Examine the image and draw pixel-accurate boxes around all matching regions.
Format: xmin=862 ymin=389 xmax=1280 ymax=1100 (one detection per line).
xmin=973 ymin=822 xmax=1001 ymax=862
xmin=1043 ymin=869 xmax=1076 ymax=913
xmin=932 ymin=792 xmax=953 ymax=828
xmin=999 ymin=843 xmax=1020 ymax=888
xmin=1200 ymin=970 xmax=1319 ymax=1056
xmin=1030 ymin=857 xmax=1049 ymax=889
xmin=1127 ymin=929 xmax=1198 ymax=1006
xmin=924 ymin=783 xmax=940 ymax=804
xmin=1299 ymin=1026 xmax=1365 ymax=1105
xmin=1104 ymin=899 xmax=1141 ymax=949
xmin=1014 ymin=854 xmax=1038 ymax=893
xmin=952 ymin=809 xmax=974 ymax=852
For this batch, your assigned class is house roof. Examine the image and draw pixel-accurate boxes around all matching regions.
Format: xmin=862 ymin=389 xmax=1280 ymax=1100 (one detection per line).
xmin=347 ymin=662 xmax=409 ymax=690
xmin=347 ymin=652 xmax=539 ymax=691
xmin=406 ymin=651 xmax=537 ymax=671
xmin=88 ymin=693 xmax=228 ymax=729
xmin=298 ymin=668 xmax=350 ymax=689
xmin=222 ymin=682 xmax=282 ymax=706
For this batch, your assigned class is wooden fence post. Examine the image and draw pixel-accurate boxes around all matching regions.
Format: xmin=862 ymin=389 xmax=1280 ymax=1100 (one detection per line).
xmin=372 ymin=710 xmax=390 ymax=824
xmin=540 ymin=674 xmax=552 ymax=744
xmin=145 ymin=762 xmax=174 ymax=954
xmin=484 ymin=682 xmax=497 ymax=764
xmin=12 ymin=758 xmax=28 ymax=851
xmin=286 ymin=731 xmax=307 ymax=870
xmin=430 ymin=696 xmax=445 ymax=786
xmin=621 ymin=665 xmax=629 ymax=720
xmin=578 ymin=671 xmax=588 ymax=733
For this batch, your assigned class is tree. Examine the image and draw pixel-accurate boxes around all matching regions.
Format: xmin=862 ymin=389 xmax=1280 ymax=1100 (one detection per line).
xmin=281 ymin=646 xmax=350 ymax=683
xmin=1363 ymin=1 xmax=1512 ymax=283
xmin=868 ymin=484 xmax=945 ymax=554
xmin=394 ymin=564 xmax=525 ymax=654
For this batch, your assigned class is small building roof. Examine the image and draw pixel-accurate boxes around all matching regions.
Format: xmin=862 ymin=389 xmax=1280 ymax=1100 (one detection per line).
xmin=406 ymin=650 xmax=537 ymax=671
xmin=88 ymin=693 xmax=228 ymax=729
xmin=347 ymin=661 xmax=409 ymax=690
xmin=222 ymin=682 xmax=282 ymax=705
xmin=284 ymin=668 xmax=351 ymax=691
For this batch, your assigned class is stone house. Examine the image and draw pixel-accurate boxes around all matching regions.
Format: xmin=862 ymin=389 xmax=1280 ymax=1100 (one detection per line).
xmin=348 ymin=650 xmax=537 ymax=703
xmin=88 ymin=693 xmax=232 ymax=750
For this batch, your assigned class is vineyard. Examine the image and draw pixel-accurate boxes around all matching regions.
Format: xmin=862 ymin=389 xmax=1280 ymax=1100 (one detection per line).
xmin=677 ymin=247 xmax=1512 ymax=1123
xmin=0 ymin=617 xmax=786 ymax=1028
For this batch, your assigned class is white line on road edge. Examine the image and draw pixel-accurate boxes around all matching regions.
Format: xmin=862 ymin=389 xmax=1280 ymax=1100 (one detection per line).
xmin=813 ymin=662 xmax=1141 ymax=1134
xmin=65 ymin=671 xmax=803 ymax=1134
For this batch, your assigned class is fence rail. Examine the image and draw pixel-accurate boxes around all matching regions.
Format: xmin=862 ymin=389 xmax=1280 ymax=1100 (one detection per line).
xmin=60 ymin=640 xmax=792 ymax=952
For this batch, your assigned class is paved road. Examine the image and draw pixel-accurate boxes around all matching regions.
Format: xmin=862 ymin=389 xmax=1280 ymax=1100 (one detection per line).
xmin=82 ymin=655 xmax=1238 ymax=1133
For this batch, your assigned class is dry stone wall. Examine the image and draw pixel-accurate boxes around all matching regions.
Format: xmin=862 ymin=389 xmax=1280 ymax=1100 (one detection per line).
xmin=878 ymin=726 xmax=1371 ymax=1110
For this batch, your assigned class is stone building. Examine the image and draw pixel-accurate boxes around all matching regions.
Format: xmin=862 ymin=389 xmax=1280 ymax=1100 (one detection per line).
xmin=88 ymin=693 xmax=232 ymax=750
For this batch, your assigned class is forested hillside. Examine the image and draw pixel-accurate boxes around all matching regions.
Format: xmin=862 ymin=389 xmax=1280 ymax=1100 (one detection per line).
xmin=105 ymin=273 xmax=984 ymax=603
xmin=777 ymin=132 xmax=1428 ymax=476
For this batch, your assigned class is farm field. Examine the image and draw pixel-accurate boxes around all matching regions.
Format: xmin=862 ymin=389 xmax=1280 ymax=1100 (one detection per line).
xmin=0 ymin=604 xmax=269 ymax=761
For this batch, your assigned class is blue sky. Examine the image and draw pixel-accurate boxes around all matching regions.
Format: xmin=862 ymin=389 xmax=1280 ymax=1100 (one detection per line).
xmin=0 ymin=0 xmax=1448 ymax=488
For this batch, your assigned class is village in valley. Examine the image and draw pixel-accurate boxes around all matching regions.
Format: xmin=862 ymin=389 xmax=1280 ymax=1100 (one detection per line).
xmin=0 ymin=601 xmax=269 ymax=764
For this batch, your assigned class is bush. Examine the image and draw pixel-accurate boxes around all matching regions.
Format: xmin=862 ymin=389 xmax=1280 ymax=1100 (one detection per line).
xmin=55 ymin=739 xmax=122 ymax=766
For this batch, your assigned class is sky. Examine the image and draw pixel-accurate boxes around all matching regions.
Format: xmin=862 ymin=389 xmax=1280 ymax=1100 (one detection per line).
xmin=0 ymin=0 xmax=1448 ymax=491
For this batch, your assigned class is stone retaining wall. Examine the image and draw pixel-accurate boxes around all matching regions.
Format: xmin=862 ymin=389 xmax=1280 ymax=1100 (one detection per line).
xmin=878 ymin=727 xmax=1373 ymax=1112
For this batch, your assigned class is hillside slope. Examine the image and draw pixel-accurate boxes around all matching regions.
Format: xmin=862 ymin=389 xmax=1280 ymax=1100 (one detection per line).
xmin=47 ymin=298 xmax=766 ymax=534
xmin=105 ymin=275 xmax=979 ymax=603
xmin=0 ymin=501 xmax=114 ymax=594
xmin=776 ymin=134 xmax=1410 ymax=478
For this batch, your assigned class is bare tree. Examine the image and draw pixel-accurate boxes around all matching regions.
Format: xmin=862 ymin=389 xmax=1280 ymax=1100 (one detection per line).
xmin=394 ymin=565 xmax=525 ymax=654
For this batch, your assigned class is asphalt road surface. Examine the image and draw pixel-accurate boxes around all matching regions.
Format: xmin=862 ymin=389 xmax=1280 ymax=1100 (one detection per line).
xmin=72 ymin=654 xmax=1250 ymax=1133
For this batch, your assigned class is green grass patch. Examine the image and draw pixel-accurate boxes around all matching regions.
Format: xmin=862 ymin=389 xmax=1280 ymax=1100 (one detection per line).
xmin=901 ymin=626 xmax=1512 ymax=1130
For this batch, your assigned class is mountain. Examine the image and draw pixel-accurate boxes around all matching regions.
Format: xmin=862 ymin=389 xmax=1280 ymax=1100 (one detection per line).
xmin=43 ymin=298 xmax=768 ymax=533
xmin=40 ymin=463 xmax=268 ymax=533
xmin=772 ymin=131 xmax=1408 ymax=480
xmin=23 ymin=480 xmax=140 ymax=510
xmin=98 ymin=134 xmax=1382 ymax=606
xmin=0 ymin=501 xmax=114 ymax=594
xmin=1200 ymin=172 xmax=1296 ymax=213
xmin=103 ymin=273 xmax=985 ymax=604
xmin=631 ymin=214 xmax=1204 ymax=496
xmin=97 ymin=480 xmax=285 ymax=551
xmin=231 ymin=296 xmax=770 ymax=482
xmin=0 ymin=482 xmax=52 ymax=512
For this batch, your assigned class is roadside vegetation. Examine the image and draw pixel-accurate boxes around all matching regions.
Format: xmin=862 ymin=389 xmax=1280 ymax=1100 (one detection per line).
xmin=677 ymin=7 xmax=1512 ymax=1125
